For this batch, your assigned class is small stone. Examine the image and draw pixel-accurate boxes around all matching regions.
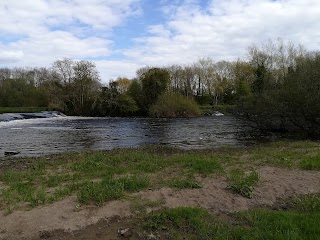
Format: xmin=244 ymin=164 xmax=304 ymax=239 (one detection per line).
xmin=117 ymin=228 xmax=133 ymax=238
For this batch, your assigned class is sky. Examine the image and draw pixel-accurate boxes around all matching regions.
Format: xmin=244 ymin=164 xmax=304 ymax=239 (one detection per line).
xmin=0 ymin=0 xmax=320 ymax=83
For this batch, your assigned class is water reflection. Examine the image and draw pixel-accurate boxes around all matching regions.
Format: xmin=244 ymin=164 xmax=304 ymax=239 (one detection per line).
xmin=0 ymin=116 xmax=257 ymax=158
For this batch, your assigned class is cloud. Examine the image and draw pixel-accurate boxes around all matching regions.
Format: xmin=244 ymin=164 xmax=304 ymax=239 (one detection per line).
xmin=7 ymin=31 xmax=112 ymax=67
xmin=124 ymin=0 xmax=320 ymax=68
xmin=0 ymin=0 xmax=141 ymax=35
xmin=0 ymin=49 xmax=24 ymax=63
xmin=95 ymin=60 xmax=143 ymax=82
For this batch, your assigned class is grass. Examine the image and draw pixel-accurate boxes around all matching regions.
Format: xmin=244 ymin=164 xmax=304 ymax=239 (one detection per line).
xmin=143 ymin=207 xmax=233 ymax=239
xmin=0 ymin=141 xmax=319 ymax=211
xmin=142 ymin=194 xmax=320 ymax=239
xmin=167 ymin=178 xmax=202 ymax=189
xmin=238 ymin=208 xmax=320 ymax=239
xmin=227 ymin=169 xmax=259 ymax=198
xmin=300 ymin=156 xmax=320 ymax=170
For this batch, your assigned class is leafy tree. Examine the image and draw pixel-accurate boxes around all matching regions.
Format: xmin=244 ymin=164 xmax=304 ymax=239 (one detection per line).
xmin=239 ymin=48 xmax=320 ymax=136
xmin=140 ymin=68 xmax=170 ymax=110
xmin=71 ymin=60 xmax=101 ymax=115
xmin=114 ymin=77 xmax=131 ymax=94
xmin=128 ymin=79 xmax=143 ymax=109
xmin=113 ymin=94 xmax=138 ymax=116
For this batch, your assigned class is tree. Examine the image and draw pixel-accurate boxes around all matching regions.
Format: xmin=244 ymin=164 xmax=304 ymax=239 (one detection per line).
xmin=128 ymin=79 xmax=143 ymax=109
xmin=193 ymin=57 xmax=215 ymax=96
xmin=72 ymin=60 xmax=101 ymax=115
xmin=140 ymin=68 xmax=170 ymax=110
xmin=52 ymin=58 xmax=75 ymax=112
xmin=114 ymin=77 xmax=131 ymax=94
xmin=239 ymin=44 xmax=320 ymax=136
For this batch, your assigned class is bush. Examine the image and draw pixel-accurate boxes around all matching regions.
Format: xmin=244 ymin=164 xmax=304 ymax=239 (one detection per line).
xmin=149 ymin=93 xmax=201 ymax=118
xmin=238 ymin=52 xmax=320 ymax=136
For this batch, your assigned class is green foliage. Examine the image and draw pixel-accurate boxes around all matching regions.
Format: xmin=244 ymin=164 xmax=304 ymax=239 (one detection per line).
xmin=127 ymin=79 xmax=143 ymax=108
xmin=113 ymin=94 xmax=138 ymax=116
xmin=195 ymin=95 xmax=212 ymax=105
xmin=227 ymin=169 xmax=259 ymax=198
xmin=237 ymin=80 xmax=252 ymax=97
xmin=141 ymin=68 xmax=170 ymax=110
xmin=149 ymin=92 xmax=201 ymax=118
xmin=239 ymin=51 xmax=320 ymax=136
xmin=300 ymin=156 xmax=320 ymax=170
xmin=0 ymin=78 xmax=49 ymax=108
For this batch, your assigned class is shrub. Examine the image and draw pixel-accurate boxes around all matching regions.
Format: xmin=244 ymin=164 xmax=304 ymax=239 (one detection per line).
xmin=149 ymin=93 xmax=201 ymax=118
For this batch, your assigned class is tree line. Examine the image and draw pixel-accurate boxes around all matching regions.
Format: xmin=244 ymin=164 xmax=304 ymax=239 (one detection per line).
xmin=0 ymin=39 xmax=319 ymax=135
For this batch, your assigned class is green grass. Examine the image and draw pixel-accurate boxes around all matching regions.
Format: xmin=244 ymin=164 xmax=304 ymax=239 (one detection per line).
xmin=0 ymin=141 xmax=320 ymax=211
xmin=227 ymin=169 xmax=259 ymax=198
xmin=77 ymin=175 xmax=149 ymax=206
xmin=238 ymin=209 xmax=320 ymax=239
xmin=142 ymin=194 xmax=320 ymax=239
xmin=143 ymin=207 xmax=233 ymax=240
xmin=172 ymin=154 xmax=223 ymax=175
xmin=300 ymin=156 xmax=320 ymax=170
xmin=167 ymin=178 xmax=202 ymax=189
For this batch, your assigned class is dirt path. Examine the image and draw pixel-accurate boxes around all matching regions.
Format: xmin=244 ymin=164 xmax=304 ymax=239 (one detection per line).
xmin=0 ymin=166 xmax=319 ymax=240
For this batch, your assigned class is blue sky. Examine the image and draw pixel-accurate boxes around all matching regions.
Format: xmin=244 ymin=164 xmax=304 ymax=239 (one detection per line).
xmin=0 ymin=0 xmax=320 ymax=83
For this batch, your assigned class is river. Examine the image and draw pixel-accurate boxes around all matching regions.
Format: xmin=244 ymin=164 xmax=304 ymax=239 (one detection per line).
xmin=0 ymin=115 xmax=262 ymax=158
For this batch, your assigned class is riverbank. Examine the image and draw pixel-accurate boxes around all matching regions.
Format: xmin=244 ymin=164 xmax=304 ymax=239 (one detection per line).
xmin=0 ymin=141 xmax=319 ymax=239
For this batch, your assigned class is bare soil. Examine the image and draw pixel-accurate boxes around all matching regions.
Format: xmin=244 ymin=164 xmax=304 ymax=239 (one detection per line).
xmin=0 ymin=166 xmax=319 ymax=240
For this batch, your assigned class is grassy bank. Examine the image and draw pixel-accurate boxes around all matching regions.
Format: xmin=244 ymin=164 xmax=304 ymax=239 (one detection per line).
xmin=0 ymin=141 xmax=319 ymax=238
xmin=141 ymin=195 xmax=320 ymax=239
xmin=0 ymin=141 xmax=319 ymax=211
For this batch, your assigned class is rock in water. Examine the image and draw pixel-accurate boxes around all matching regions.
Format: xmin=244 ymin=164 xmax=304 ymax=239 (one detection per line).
xmin=4 ymin=151 xmax=20 ymax=156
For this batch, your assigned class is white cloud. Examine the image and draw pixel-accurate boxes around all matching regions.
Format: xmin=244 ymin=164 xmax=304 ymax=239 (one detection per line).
xmin=124 ymin=0 xmax=320 ymax=68
xmin=0 ymin=0 xmax=141 ymax=35
xmin=0 ymin=49 xmax=24 ymax=63
xmin=95 ymin=60 xmax=143 ymax=82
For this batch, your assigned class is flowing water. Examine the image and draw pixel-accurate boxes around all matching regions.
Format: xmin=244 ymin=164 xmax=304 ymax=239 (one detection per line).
xmin=0 ymin=115 xmax=262 ymax=158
